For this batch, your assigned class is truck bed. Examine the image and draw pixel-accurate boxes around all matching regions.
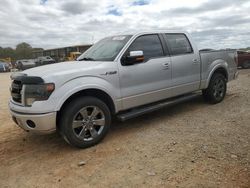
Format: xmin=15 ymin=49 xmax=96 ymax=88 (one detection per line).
xmin=199 ymin=49 xmax=237 ymax=82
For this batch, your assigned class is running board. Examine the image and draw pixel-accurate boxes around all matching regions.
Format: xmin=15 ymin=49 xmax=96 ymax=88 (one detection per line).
xmin=117 ymin=93 xmax=201 ymax=121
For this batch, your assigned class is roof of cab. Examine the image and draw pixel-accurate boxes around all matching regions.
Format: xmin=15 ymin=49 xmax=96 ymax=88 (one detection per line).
xmin=118 ymin=30 xmax=189 ymax=36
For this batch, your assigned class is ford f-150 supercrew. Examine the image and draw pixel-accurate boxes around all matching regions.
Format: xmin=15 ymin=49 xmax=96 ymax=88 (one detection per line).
xmin=9 ymin=31 xmax=238 ymax=148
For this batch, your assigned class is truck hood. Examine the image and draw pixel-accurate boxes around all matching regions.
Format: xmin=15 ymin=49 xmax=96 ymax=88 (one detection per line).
xmin=24 ymin=61 xmax=102 ymax=77
xmin=22 ymin=61 xmax=114 ymax=86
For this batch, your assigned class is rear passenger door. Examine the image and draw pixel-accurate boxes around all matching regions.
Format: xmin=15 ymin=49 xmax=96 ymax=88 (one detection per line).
xmin=118 ymin=34 xmax=172 ymax=110
xmin=164 ymin=33 xmax=200 ymax=95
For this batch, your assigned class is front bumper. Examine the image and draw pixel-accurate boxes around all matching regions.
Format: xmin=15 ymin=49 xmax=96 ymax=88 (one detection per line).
xmin=10 ymin=110 xmax=57 ymax=134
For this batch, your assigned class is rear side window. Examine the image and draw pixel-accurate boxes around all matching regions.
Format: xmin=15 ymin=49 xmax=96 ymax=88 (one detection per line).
xmin=165 ymin=34 xmax=193 ymax=55
xmin=128 ymin=34 xmax=164 ymax=61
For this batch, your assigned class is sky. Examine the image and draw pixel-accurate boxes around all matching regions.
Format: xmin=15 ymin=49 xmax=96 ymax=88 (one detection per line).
xmin=0 ymin=0 xmax=250 ymax=50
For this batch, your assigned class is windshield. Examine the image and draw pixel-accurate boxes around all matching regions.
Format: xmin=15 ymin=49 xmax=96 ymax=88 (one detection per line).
xmin=78 ymin=35 xmax=132 ymax=61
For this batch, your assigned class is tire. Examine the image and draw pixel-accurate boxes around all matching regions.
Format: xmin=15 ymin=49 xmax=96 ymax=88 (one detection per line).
xmin=59 ymin=97 xmax=111 ymax=148
xmin=18 ymin=63 xmax=23 ymax=70
xmin=202 ymin=73 xmax=227 ymax=104
xmin=242 ymin=61 xmax=250 ymax=69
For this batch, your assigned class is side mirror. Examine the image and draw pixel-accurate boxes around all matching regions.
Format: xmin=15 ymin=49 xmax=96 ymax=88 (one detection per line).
xmin=123 ymin=51 xmax=144 ymax=65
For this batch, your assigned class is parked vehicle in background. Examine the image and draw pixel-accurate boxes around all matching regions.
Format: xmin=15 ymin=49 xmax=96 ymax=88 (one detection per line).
xmin=9 ymin=31 xmax=238 ymax=148
xmin=36 ymin=56 xmax=56 ymax=66
xmin=0 ymin=62 xmax=5 ymax=72
xmin=0 ymin=57 xmax=12 ymax=64
xmin=5 ymin=62 xmax=10 ymax=71
xmin=16 ymin=59 xmax=36 ymax=70
xmin=66 ymin=52 xmax=82 ymax=61
xmin=0 ymin=58 xmax=12 ymax=70
xmin=0 ymin=62 xmax=10 ymax=72
xmin=237 ymin=50 xmax=250 ymax=69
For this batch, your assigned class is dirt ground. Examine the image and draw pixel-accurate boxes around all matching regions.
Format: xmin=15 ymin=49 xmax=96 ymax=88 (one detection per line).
xmin=0 ymin=70 xmax=249 ymax=188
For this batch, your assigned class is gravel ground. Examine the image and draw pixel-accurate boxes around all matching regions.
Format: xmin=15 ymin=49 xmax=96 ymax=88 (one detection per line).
xmin=0 ymin=70 xmax=249 ymax=188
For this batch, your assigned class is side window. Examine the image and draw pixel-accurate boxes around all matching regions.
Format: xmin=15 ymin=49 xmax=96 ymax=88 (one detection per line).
xmin=165 ymin=34 xmax=193 ymax=55
xmin=128 ymin=34 xmax=164 ymax=61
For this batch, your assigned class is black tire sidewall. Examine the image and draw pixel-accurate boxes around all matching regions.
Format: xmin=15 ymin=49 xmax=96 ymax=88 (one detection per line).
xmin=60 ymin=97 xmax=111 ymax=148
xmin=204 ymin=73 xmax=227 ymax=104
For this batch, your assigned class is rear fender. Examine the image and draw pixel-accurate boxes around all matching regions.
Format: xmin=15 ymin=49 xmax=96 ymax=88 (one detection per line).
xmin=205 ymin=60 xmax=229 ymax=88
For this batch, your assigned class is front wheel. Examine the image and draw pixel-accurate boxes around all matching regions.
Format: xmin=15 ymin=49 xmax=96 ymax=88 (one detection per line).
xmin=202 ymin=73 xmax=227 ymax=104
xmin=59 ymin=97 xmax=111 ymax=148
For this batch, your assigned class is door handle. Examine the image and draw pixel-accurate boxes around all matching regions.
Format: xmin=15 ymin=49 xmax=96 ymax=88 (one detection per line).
xmin=162 ymin=63 xmax=169 ymax=69
xmin=192 ymin=59 xmax=199 ymax=64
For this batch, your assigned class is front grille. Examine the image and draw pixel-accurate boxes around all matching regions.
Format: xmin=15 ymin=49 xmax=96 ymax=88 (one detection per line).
xmin=11 ymin=80 xmax=22 ymax=103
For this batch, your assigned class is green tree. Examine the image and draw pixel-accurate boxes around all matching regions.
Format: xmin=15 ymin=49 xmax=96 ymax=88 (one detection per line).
xmin=3 ymin=47 xmax=15 ymax=58
xmin=15 ymin=42 xmax=33 ymax=59
xmin=0 ymin=47 xmax=3 ymax=58
xmin=0 ymin=46 xmax=15 ymax=59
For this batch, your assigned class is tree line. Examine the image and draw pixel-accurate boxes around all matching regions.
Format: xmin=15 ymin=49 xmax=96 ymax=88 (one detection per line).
xmin=0 ymin=42 xmax=42 ymax=61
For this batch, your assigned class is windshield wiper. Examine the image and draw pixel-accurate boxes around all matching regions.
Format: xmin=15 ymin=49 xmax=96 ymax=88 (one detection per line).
xmin=78 ymin=57 xmax=95 ymax=61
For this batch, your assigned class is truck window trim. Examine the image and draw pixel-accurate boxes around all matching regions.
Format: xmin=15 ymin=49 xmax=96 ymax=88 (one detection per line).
xmin=163 ymin=33 xmax=194 ymax=56
xmin=159 ymin=34 xmax=170 ymax=56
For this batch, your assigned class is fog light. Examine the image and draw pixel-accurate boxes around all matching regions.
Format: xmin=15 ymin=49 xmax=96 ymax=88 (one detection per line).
xmin=26 ymin=120 xmax=36 ymax=128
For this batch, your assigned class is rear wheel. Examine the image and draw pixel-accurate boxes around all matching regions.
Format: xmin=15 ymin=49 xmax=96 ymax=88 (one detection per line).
xmin=59 ymin=97 xmax=111 ymax=148
xmin=202 ymin=73 xmax=227 ymax=104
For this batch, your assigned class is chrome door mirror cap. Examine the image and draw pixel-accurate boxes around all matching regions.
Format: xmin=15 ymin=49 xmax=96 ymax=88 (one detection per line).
xmin=129 ymin=50 xmax=143 ymax=57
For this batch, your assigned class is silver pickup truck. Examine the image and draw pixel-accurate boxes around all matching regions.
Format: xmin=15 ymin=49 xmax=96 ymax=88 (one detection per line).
xmin=9 ymin=31 xmax=238 ymax=148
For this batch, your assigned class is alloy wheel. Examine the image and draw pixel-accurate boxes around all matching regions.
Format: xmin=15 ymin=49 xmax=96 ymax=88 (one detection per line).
xmin=212 ymin=78 xmax=225 ymax=100
xmin=72 ymin=106 xmax=105 ymax=141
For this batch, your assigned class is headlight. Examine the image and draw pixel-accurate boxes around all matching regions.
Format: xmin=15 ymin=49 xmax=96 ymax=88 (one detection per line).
xmin=24 ymin=83 xmax=55 ymax=106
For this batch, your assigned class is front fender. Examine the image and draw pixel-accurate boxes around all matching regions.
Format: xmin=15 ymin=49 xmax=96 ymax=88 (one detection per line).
xmin=51 ymin=76 xmax=121 ymax=112
xmin=9 ymin=77 xmax=121 ymax=115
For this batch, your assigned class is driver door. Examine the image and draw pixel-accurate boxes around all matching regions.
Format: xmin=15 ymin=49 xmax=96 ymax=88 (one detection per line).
xmin=118 ymin=34 xmax=172 ymax=110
